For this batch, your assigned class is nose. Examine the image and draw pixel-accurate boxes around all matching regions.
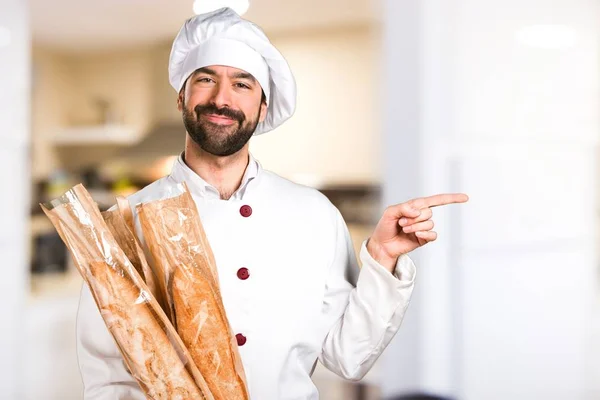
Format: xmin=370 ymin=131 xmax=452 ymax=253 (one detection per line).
xmin=210 ymin=82 xmax=233 ymax=109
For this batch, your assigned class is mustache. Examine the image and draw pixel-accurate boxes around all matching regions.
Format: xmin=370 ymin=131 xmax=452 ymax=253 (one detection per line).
xmin=194 ymin=104 xmax=245 ymax=123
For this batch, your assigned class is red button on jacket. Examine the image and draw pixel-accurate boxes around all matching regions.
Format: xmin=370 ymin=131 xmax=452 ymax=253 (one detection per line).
xmin=240 ymin=205 xmax=252 ymax=217
xmin=237 ymin=267 xmax=249 ymax=280
xmin=236 ymin=333 xmax=247 ymax=346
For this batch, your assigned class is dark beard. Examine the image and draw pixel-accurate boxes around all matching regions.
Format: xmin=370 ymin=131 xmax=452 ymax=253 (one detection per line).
xmin=182 ymin=102 xmax=260 ymax=157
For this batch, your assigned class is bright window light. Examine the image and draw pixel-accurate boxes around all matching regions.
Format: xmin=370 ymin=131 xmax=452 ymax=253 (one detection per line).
xmin=0 ymin=26 xmax=11 ymax=48
xmin=515 ymin=24 xmax=578 ymax=49
xmin=193 ymin=0 xmax=250 ymax=16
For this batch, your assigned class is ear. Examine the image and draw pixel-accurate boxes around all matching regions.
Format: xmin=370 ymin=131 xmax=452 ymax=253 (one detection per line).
xmin=177 ymin=88 xmax=185 ymax=112
xmin=258 ymin=101 xmax=268 ymax=123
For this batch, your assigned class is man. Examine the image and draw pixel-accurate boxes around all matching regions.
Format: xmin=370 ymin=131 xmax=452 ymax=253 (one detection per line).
xmin=76 ymin=7 xmax=468 ymax=400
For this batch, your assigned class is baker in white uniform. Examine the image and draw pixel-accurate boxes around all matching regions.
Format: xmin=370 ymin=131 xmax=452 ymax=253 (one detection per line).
xmin=76 ymin=7 xmax=468 ymax=399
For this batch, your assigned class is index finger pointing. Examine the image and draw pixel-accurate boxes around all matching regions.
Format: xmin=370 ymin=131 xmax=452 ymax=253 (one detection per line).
xmin=411 ymin=193 xmax=469 ymax=209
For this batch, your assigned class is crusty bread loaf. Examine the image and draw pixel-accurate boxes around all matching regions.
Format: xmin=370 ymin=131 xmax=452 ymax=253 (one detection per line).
xmin=102 ymin=202 xmax=165 ymax=314
xmin=89 ymin=261 xmax=205 ymax=400
xmin=102 ymin=208 xmax=146 ymax=279
xmin=137 ymin=183 xmax=249 ymax=400
xmin=41 ymin=184 xmax=215 ymax=400
xmin=173 ymin=264 xmax=249 ymax=400
xmin=115 ymin=196 xmax=160 ymax=299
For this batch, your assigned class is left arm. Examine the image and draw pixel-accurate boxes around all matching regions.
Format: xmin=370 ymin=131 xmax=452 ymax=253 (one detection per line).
xmin=318 ymin=193 xmax=468 ymax=380
xmin=318 ymin=208 xmax=416 ymax=381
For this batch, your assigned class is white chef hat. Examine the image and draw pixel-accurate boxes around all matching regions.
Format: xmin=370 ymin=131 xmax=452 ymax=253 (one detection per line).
xmin=169 ymin=7 xmax=297 ymax=135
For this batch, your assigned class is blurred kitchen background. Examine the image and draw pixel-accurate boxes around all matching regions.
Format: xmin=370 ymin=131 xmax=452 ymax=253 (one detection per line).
xmin=2 ymin=0 xmax=600 ymax=399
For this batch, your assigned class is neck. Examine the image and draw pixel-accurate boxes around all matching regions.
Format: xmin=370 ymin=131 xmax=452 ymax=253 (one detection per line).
xmin=183 ymin=135 xmax=250 ymax=200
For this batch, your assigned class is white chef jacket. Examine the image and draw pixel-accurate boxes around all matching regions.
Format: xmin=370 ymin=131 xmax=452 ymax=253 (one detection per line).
xmin=76 ymin=153 xmax=416 ymax=400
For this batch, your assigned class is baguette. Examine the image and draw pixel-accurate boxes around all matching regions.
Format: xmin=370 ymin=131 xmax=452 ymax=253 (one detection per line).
xmin=88 ymin=261 xmax=204 ymax=400
xmin=138 ymin=183 xmax=249 ymax=400
xmin=41 ymin=184 xmax=214 ymax=400
xmin=173 ymin=263 xmax=249 ymax=400
xmin=102 ymin=202 xmax=165 ymax=313
xmin=102 ymin=207 xmax=146 ymax=279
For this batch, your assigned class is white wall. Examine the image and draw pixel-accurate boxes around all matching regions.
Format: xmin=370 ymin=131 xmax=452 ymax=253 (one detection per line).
xmin=379 ymin=0 xmax=600 ymax=399
xmin=0 ymin=0 xmax=30 ymax=397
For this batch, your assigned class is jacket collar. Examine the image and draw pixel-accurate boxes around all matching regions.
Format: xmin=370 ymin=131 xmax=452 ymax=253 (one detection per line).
xmin=169 ymin=151 xmax=261 ymax=200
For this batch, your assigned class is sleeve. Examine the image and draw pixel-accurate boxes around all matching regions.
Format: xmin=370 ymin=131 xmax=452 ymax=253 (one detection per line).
xmin=76 ymin=284 xmax=146 ymax=400
xmin=318 ymin=208 xmax=416 ymax=381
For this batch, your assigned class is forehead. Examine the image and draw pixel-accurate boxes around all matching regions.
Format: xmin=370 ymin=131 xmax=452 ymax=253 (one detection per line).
xmin=193 ymin=65 xmax=254 ymax=78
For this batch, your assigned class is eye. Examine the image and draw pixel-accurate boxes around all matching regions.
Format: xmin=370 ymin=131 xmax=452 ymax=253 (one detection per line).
xmin=235 ymin=82 xmax=251 ymax=89
xmin=196 ymin=77 xmax=213 ymax=83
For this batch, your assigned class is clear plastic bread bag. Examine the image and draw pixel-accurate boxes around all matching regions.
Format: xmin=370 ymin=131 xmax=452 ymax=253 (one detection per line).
xmin=101 ymin=197 xmax=167 ymax=313
xmin=136 ymin=182 xmax=249 ymax=400
xmin=41 ymin=184 xmax=214 ymax=400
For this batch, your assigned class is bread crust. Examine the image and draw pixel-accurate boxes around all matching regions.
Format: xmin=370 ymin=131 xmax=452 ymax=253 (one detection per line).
xmin=89 ymin=260 xmax=205 ymax=400
xmin=41 ymin=184 xmax=214 ymax=400
xmin=137 ymin=184 xmax=249 ymax=400
xmin=102 ymin=203 xmax=166 ymax=314
xmin=172 ymin=262 xmax=249 ymax=400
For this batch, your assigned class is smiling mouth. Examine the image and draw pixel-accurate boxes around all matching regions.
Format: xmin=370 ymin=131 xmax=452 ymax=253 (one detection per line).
xmin=204 ymin=114 xmax=236 ymax=125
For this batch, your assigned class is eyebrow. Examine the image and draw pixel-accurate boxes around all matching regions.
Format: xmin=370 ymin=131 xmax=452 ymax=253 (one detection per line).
xmin=193 ymin=67 xmax=257 ymax=85
xmin=193 ymin=67 xmax=217 ymax=76
xmin=231 ymin=71 xmax=257 ymax=85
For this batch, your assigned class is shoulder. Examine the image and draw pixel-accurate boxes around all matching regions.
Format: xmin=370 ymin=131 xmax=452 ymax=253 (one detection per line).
xmin=258 ymin=169 xmax=341 ymax=219
xmin=260 ymin=169 xmax=329 ymax=201
xmin=126 ymin=175 xmax=178 ymax=207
